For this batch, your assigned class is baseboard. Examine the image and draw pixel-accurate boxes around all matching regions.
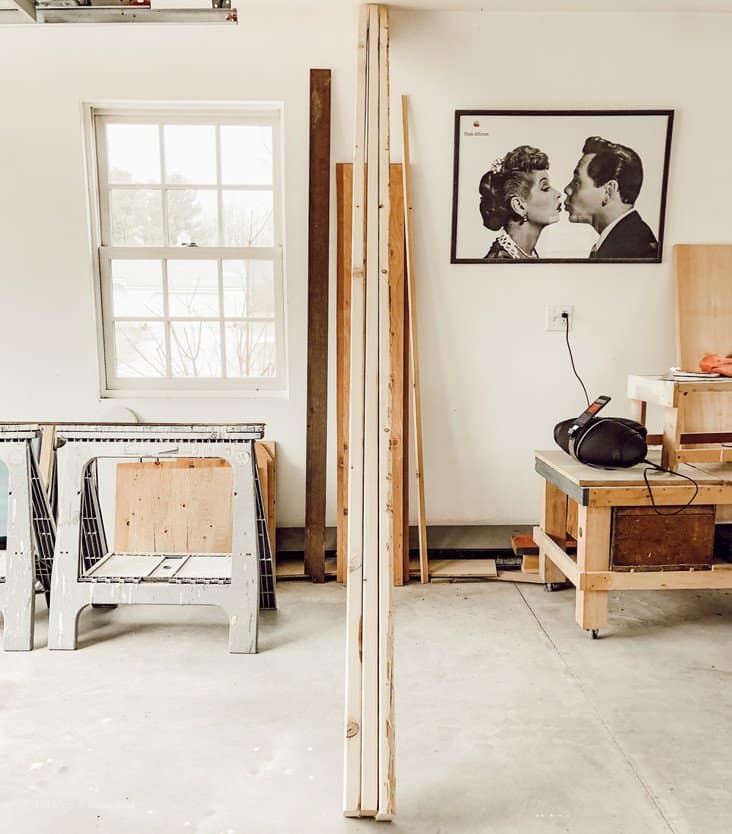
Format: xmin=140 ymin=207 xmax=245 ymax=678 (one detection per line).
xmin=275 ymin=524 xmax=534 ymax=557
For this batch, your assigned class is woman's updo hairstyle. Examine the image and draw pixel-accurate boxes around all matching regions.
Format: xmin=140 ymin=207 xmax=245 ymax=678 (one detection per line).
xmin=479 ymin=145 xmax=550 ymax=230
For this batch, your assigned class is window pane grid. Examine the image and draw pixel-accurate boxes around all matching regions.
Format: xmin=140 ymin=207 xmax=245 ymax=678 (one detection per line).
xmin=94 ymin=108 xmax=282 ymax=390
xmin=107 ymin=256 xmax=275 ymax=381
xmin=101 ymin=120 xmax=274 ymax=249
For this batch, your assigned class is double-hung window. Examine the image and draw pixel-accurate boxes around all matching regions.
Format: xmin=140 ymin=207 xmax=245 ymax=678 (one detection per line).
xmin=89 ymin=105 xmax=285 ymax=394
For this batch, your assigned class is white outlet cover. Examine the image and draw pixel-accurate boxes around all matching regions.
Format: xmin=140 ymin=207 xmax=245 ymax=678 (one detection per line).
xmin=545 ymin=304 xmax=574 ymax=331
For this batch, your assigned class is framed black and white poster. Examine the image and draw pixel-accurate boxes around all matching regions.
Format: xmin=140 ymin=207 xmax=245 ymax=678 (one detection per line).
xmin=450 ymin=110 xmax=673 ymax=264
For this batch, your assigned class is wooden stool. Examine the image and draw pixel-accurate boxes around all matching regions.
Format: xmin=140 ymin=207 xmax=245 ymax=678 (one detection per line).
xmin=627 ymin=374 xmax=732 ymax=471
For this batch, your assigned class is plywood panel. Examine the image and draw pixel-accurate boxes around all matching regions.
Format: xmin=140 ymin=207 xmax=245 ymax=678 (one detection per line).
xmin=674 ymin=244 xmax=732 ymax=434
xmin=114 ymin=459 xmax=233 ymax=553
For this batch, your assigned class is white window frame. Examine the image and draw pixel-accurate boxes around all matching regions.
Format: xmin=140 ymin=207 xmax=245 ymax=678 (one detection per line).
xmin=84 ymin=102 xmax=287 ymax=397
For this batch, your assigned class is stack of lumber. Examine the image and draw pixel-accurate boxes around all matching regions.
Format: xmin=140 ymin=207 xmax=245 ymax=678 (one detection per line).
xmin=343 ymin=4 xmax=395 ymax=819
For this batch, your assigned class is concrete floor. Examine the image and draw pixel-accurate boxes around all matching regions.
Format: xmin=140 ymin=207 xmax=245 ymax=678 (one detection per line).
xmin=1 ymin=580 xmax=731 ymax=834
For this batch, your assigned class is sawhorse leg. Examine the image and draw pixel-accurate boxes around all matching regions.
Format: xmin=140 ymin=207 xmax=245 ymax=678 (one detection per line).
xmin=225 ymin=445 xmax=259 ymax=654
xmin=48 ymin=446 xmax=87 ymax=651
xmin=575 ymin=505 xmax=611 ymax=637
xmin=3 ymin=443 xmax=35 ymax=651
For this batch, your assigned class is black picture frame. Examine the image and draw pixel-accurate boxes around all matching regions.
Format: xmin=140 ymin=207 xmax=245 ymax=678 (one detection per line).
xmin=450 ymin=109 xmax=674 ymax=264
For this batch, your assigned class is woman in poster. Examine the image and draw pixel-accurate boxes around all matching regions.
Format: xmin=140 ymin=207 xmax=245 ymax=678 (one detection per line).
xmin=478 ymin=145 xmax=563 ymax=259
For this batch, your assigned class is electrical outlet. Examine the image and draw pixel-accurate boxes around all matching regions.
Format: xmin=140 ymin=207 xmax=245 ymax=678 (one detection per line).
xmin=545 ymin=305 xmax=574 ymax=332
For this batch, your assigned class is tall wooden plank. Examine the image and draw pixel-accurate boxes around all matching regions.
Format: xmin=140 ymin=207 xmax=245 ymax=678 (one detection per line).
xmin=401 ymin=94 xmax=429 ymax=584
xmin=304 ymin=67 xmax=332 ymax=583
xmin=376 ymin=6 xmax=395 ymax=819
xmin=343 ymin=4 xmax=370 ymax=818
xmin=389 ymin=163 xmax=406 ymax=586
xmin=360 ymin=3 xmax=381 ymax=815
xmin=336 ymin=163 xmax=353 ymax=585
xmin=338 ymin=162 xmax=406 ymax=587
xmin=402 ymin=238 xmax=411 ymax=582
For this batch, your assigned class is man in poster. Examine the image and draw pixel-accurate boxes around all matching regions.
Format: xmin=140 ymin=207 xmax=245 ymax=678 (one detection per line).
xmin=564 ymin=136 xmax=659 ymax=259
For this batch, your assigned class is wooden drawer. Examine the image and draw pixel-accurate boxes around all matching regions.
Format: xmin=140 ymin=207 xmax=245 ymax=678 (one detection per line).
xmin=610 ymin=505 xmax=715 ymax=571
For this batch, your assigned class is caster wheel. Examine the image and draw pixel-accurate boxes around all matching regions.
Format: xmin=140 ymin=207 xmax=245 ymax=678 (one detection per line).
xmin=544 ymin=582 xmax=561 ymax=592
xmin=591 ymin=629 xmax=599 ymax=640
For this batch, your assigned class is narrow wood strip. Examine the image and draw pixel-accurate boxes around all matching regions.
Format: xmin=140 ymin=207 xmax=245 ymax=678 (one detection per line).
xmin=584 ymin=565 xmax=732 ymax=592
xmin=680 ymin=432 xmax=732 ymax=444
xmin=402 ymin=230 xmax=411 ymax=583
xmin=343 ymin=4 xmax=370 ymax=818
xmin=336 ymin=162 xmax=353 ymax=585
xmin=389 ymin=163 xmax=406 ymax=586
xmin=39 ymin=424 xmax=56 ymax=490
xmin=304 ymin=67 xmax=332 ymax=584
xmin=359 ymin=3 xmax=381 ymax=815
xmin=401 ymin=95 xmax=429 ymax=584
xmin=376 ymin=5 xmax=395 ymax=821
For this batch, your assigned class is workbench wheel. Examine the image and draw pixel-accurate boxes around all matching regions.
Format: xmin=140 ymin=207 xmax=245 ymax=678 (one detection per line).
xmin=544 ymin=582 xmax=561 ymax=592
xmin=591 ymin=629 xmax=599 ymax=640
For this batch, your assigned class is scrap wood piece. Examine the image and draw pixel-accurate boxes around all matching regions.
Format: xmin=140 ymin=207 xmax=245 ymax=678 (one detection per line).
xmin=429 ymin=558 xmax=498 ymax=580
xmin=304 ymin=67 xmax=332 ymax=584
xmin=255 ymin=441 xmax=276 ymax=565
xmin=38 ymin=424 xmax=56 ymax=491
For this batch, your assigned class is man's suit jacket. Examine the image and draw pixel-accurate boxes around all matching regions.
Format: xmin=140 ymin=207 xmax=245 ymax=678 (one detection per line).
xmin=591 ymin=210 xmax=659 ymax=259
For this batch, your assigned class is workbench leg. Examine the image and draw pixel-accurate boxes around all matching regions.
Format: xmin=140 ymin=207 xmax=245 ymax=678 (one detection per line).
xmin=539 ymin=480 xmax=568 ymax=586
xmin=662 ymin=404 xmax=683 ymax=471
xmin=628 ymin=398 xmax=647 ymax=426
xmin=575 ymin=506 xmax=611 ymax=633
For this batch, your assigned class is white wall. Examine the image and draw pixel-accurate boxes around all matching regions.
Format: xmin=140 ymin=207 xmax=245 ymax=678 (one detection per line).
xmin=389 ymin=10 xmax=732 ymax=523
xmin=0 ymin=9 xmax=729 ymax=526
xmin=0 ymin=8 xmax=357 ymax=525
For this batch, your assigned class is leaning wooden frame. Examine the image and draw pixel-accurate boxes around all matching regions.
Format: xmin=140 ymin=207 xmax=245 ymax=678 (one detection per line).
xmin=343 ymin=3 xmax=395 ymax=821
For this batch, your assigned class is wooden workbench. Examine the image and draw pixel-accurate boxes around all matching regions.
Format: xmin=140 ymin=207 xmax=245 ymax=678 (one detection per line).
xmin=533 ymin=450 xmax=732 ymax=638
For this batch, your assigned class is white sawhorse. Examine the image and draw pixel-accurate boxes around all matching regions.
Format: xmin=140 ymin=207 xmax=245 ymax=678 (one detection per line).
xmin=48 ymin=424 xmax=264 ymax=654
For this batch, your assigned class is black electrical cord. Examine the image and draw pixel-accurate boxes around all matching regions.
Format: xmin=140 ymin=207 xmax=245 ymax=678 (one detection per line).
xmin=562 ymin=312 xmax=590 ymax=408
xmin=641 ymin=459 xmax=699 ymax=516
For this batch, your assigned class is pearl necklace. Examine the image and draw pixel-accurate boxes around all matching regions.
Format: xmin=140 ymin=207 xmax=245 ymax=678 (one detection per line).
xmin=497 ymin=230 xmax=538 ymax=260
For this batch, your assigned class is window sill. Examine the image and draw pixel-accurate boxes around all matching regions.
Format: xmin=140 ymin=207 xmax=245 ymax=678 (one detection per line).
xmin=99 ymin=387 xmax=290 ymax=400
